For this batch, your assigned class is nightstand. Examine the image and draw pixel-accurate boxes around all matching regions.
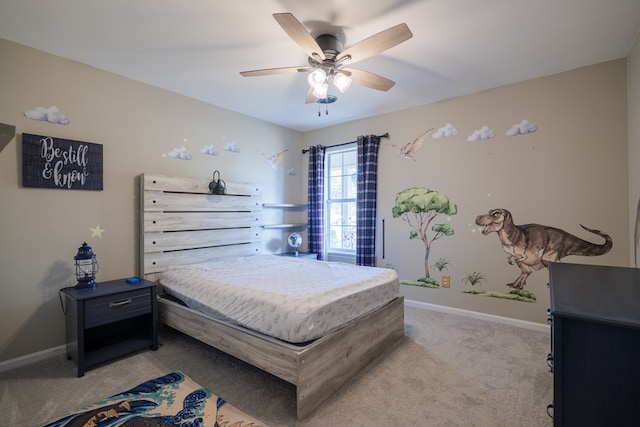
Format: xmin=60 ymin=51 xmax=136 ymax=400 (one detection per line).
xmin=276 ymin=252 xmax=318 ymax=259
xmin=60 ymin=278 xmax=158 ymax=377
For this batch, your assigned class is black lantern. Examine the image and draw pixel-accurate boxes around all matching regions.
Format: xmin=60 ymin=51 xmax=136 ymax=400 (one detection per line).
xmin=74 ymin=242 xmax=99 ymax=289
xmin=209 ymin=170 xmax=227 ymax=195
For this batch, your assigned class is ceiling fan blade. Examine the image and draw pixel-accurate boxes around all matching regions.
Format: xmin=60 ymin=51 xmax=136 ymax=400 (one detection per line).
xmin=273 ymin=13 xmax=325 ymax=61
xmin=344 ymin=68 xmax=396 ymax=91
xmin=240 ymin=66 xmax=310 ymax=77
xmin=336 ymin=23 xmax=412 ymax=64
xmin=305 ymin=87 xmax=317 ymax=104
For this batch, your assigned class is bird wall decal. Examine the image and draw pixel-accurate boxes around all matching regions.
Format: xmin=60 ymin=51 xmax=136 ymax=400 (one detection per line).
xmin=397 ymin=128 xmax=434 ymax=160
xmin=263 ymin=149 xmax=289 ymax=170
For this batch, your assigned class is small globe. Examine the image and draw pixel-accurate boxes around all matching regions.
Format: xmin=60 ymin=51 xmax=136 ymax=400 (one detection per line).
xmin=288 ymin=232 xmax=302 ymax=249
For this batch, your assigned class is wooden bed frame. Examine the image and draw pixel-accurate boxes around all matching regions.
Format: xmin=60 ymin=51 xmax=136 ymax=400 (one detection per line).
xmin=139 ymin=173 xmax=405 ymax=420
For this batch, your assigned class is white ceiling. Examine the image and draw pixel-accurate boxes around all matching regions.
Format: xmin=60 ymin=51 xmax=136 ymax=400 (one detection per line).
xmin=1 ymin=0 xmax=639 ymax=132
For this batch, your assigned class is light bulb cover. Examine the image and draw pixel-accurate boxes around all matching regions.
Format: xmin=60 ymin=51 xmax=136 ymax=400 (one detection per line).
xmin=307 ymin=68 xmax=327 ymax=87
xmin=333 ymin=72 xmax=352 ymax=93
xmin=312 ymin=82 xmax=329 ymax=99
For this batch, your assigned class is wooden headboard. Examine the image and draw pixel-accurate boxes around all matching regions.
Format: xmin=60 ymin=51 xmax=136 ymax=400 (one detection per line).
xmin=140 ymin=173 xmax=263 ymax=281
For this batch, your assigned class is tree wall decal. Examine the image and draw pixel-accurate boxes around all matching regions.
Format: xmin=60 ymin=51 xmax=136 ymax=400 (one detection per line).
xmin=392 ymin=187 xmax=457 ymax=278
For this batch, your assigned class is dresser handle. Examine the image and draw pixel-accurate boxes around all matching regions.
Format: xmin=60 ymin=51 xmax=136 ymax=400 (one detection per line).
xmin=109 ymin=298 xmax=132 ymax=308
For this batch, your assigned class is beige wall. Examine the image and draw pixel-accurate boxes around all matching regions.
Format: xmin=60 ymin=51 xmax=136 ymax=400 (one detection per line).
xmin=0 ymin=36 xmax=633 ymax=363
xmin=303 ymin=59 xmax=630 ymax=325
xmin=628 ymin=32 xmax=640 ymax=266
xmin=0 ymin=39 xmax=304 ymax=362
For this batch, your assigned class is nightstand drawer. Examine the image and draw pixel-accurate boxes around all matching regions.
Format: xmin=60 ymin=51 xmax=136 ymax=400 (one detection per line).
xmin=85 ymin=289 xmax=151 ymax=328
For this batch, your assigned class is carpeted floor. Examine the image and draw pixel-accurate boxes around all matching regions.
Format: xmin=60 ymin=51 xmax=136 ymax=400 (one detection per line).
xmin=0 ymin=305 xmax=553 ymax=426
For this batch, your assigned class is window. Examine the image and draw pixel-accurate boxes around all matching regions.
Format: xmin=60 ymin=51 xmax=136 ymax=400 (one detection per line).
xmin=325 ymin=145 xmax=357 ymax=255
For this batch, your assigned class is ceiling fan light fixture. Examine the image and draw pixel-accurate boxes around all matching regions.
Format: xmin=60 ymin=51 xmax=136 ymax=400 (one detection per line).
xmin=312 ymin=82 xmax=329 ymax=99
xmin=240 ymin=13 xmax=413 ymax=105
xmin=307 ymin=68 xmax=326 ymax=88
xmin=333 ymin=72 xmax=352 ymax=93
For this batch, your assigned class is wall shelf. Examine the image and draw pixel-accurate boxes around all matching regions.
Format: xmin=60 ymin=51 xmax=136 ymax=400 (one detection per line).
xmin=263 ymin=203 xmax=307 ymax=208
xmin=262 ymin=223 xmax=307 ymax=229
xmin=262 ymin=203 xmax=307 ymax=229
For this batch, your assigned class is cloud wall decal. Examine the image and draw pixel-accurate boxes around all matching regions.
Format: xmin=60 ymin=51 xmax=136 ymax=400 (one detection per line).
xmin=167 ymin=146 xmax=192 ymax=160
xmin=24 ymin=105 xmax=69 ymax=125
xmin=200 ymin=144 xmax=219 ymax=156
xmin=467 ymin=126 xmax=496 ymax=142
xmin=223 ymin=141 xmax=240 ymax=153
xmin=506 ymin=119 xmax=538 ymax=136
xmin=433 ymin=123 xmax=459 ymax=139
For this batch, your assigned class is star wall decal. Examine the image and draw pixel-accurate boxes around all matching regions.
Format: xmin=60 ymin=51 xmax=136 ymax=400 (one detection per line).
xmin=90 ymin=225 xmax=105 ymax=238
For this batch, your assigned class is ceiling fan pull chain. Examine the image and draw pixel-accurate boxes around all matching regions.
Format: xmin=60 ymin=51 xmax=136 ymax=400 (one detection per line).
xmin=325 ymin=104 xmax=329 ymax=115
xmin=318 ymin=104 xmax=321 ymax=117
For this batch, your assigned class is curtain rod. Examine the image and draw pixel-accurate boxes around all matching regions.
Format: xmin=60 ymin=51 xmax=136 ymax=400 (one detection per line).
xmin=301 ymin=132 xmax=389 ymax=154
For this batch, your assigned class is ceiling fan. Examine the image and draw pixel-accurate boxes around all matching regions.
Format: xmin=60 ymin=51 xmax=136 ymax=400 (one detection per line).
xmin=240 ymin=13 xmax=413 ymax=104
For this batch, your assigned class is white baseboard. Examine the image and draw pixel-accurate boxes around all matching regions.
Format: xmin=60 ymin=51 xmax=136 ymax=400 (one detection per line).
xmin=1 ymin=301 xmax=548 ymax=371
xmin=0 ymin=344 xmax=66 ymax=373
xmin=405 ymin=299 xmax=550 ymax=333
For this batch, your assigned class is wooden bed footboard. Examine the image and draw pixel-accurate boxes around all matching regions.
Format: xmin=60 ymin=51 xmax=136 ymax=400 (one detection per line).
xmin=158 ymin=295 xmax=405 ymax=420
xmin=295 ymin=296 xmax=405 ymax=419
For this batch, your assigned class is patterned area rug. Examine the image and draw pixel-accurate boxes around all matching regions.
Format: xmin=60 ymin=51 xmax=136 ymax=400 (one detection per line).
xmin=42 ymin=371 xmax=267 ymax=426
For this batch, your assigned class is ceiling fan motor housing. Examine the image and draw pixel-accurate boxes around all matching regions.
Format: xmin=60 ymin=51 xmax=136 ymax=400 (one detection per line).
xmin=310 ymin=34 xmax=343 ymax=63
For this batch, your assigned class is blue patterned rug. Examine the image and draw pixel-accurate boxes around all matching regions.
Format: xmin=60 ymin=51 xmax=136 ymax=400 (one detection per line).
xmin=43 ymin=371 xmax=267 ymax=426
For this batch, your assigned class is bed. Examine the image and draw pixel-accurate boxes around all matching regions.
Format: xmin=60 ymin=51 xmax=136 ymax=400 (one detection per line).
xmin=139 ymin=173 xmax=405 ymax=420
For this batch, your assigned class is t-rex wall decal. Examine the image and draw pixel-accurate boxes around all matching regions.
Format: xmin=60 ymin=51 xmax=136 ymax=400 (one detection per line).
xmin=475 ymin=208 xmax=612 ymax=289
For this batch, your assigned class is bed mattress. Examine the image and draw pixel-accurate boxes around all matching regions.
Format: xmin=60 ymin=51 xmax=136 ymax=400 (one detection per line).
xmin=159 ymin=254 xmax=399 ymax=343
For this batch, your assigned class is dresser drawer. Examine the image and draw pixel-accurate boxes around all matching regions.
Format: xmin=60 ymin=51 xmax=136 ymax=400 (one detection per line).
xmin=85 ymin=288 xmax=152 ymax=328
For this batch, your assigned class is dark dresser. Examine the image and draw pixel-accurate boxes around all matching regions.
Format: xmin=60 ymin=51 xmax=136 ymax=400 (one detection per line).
xmin=548 ymin=262 xmax=640 ymax=427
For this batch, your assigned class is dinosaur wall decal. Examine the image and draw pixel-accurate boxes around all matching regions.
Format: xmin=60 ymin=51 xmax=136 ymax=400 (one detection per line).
xmin=395 ymin=128 xmax=433 ymax=160
xmin=475 ymin=208 xmax=613 ymax=289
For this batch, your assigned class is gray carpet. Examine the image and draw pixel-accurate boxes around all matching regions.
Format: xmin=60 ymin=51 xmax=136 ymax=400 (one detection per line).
xmin=0 ymin=305 xmax=553 ymax=426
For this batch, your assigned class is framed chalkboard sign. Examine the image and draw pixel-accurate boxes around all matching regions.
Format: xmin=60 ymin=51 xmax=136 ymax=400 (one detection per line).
xmin=22 ymin=133 xmax=103 ymax=190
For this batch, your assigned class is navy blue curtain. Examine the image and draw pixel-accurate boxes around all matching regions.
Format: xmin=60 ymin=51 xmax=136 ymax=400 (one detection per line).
xmin=307 ymin=145 xmax=326 ymax=260
xmin=356 ymin=135 xmax=381 ymax=266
